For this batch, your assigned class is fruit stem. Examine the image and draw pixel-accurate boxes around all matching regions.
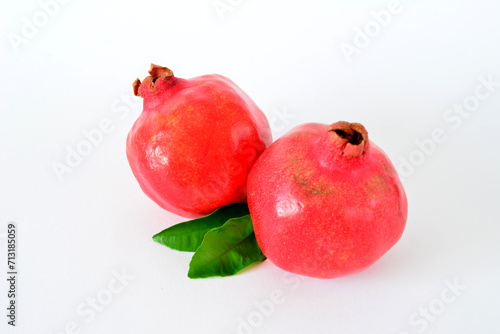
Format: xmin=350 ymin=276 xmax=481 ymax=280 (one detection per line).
xmin=327 ymin=121 xmax=369 ymax=159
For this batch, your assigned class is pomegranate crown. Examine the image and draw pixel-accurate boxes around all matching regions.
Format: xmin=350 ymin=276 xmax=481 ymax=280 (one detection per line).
xmin=133 ymin=64 xmax=174 ymax=97
xmin=327 ymin=121 xmax=369 ymax=159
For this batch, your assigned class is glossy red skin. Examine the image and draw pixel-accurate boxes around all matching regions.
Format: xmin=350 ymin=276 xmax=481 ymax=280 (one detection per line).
xmin=247 ymin=123 xmax=407 ymax=278
xmin=127 ymin=73 xmax=272 ymax=218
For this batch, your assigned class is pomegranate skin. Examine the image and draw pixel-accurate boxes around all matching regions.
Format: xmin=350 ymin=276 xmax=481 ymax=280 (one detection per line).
xmin=127 ymin=65 xmax=272 ymax=218
xmin=247 ymin=122 xmax=407 ymax=278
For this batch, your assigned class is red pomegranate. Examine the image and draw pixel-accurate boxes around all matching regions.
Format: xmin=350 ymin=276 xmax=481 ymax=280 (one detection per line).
xmin=127 ymin=64 xmax=272 ymax=218
xmin=247 ymin=121 xmax=407 ymax=278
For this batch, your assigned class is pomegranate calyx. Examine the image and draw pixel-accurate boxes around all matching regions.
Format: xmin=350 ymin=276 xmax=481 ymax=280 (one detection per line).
xmin=132 ymin=64 xmax=175 ymax=97
xmin=327 ymin=121 xmax=369 ymax=159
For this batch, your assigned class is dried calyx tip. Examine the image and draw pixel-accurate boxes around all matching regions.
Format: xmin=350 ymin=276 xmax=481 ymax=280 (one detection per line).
xmin=132 ymin=64 xmax=174 ymax=97
xmin=328 ymin=121 xmax=369 ymax=158
xmin=329 ymin=121 xmax=367 ymax=145
xmin=133 ymin=78 xmax=141 ymax=96
xmin=148 ymin=64 xmax=173 ymax=81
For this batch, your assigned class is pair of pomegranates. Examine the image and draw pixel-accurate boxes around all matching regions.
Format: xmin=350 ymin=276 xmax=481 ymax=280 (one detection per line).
xmin=127 ymin=65 xmax=408 ymax=279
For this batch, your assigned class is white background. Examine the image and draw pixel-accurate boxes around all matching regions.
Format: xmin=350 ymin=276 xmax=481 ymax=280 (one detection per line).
xmin=1 ymin=0 xmax=500 ymax=333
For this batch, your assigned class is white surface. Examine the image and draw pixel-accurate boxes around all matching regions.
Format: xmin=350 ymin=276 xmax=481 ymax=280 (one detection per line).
xmin=1 ymin=1 xmax=500 ymax=333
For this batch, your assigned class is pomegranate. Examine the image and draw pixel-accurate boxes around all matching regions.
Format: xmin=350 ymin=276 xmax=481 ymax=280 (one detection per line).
xmin=127 ymin=64 xmax=272 ymax=218
xmin=247 ymin=121 xmax=407 ymax=278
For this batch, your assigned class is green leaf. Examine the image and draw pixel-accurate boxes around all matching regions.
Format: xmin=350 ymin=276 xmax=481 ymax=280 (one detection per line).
xmin=152 ymin=203 xmax=249 ymax=252
xmin=188 ymin=215 xmax=266 ymax=279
